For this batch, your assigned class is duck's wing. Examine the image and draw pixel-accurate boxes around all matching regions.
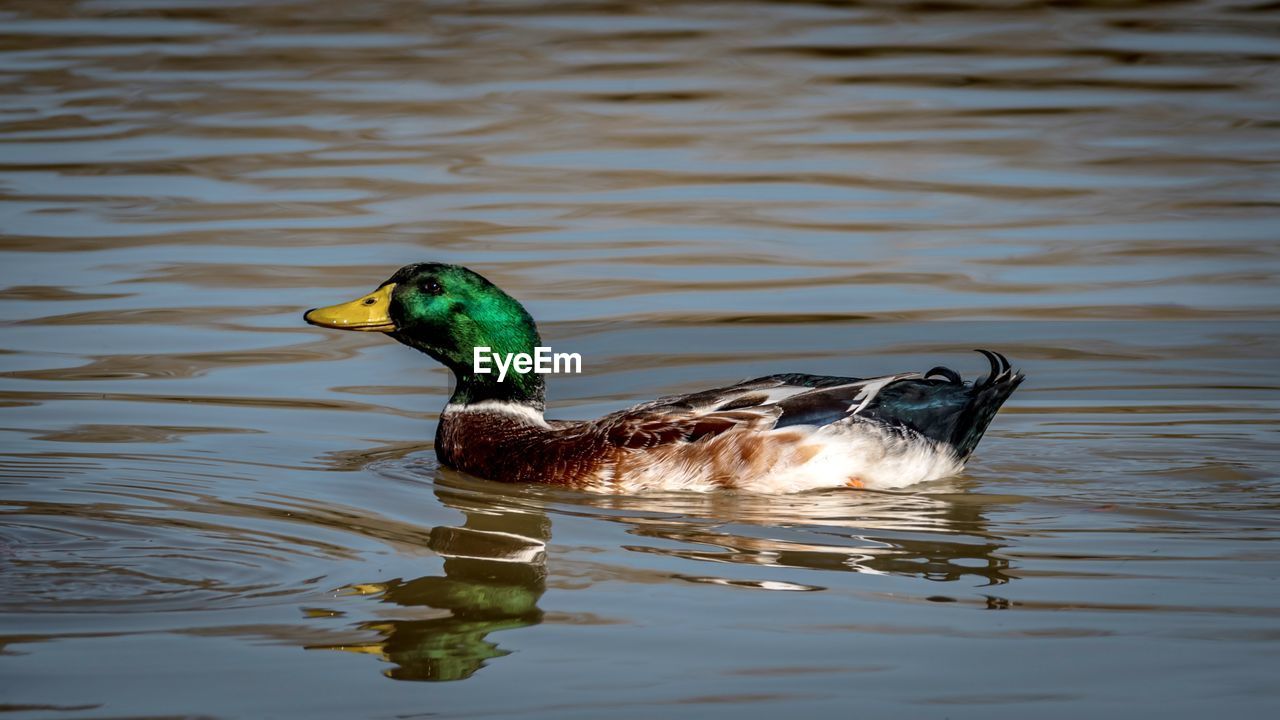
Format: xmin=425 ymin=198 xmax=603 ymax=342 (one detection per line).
xmin=597 ymin=350 xmax=1023 ymax=460
xmin=600 ymin=406 xmax=779 ymax=450
xmin=641 ymin=372 xmax=884 ymax=412
xmin=597 ymin=372 xmax=914 ymax=450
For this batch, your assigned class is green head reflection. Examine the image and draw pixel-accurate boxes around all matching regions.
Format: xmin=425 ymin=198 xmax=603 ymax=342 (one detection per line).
xmin=310 ymin=482 xmax=548 ymax=681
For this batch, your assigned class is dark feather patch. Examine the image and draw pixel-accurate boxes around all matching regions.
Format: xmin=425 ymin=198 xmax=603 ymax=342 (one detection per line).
xmin=716 ymin=393 xmax=770 ymax=411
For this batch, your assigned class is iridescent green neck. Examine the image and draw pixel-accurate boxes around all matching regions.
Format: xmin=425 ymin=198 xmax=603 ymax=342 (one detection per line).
xmin=386 ymin=264 xmax=546 ymax=410
xmin=447 ymin=324 xmax=546 ymax=409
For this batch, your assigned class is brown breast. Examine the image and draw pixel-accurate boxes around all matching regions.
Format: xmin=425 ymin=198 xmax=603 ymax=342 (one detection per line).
xmin=434 ymin=409 xmax=611 ymax=485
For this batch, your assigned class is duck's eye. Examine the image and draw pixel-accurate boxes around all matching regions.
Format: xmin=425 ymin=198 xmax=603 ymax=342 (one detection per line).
xmin=421 ymin=280 xmax=443 ymax=296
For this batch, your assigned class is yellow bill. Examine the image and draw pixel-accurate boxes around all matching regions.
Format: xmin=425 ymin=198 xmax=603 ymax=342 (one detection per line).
xmin=303 ymin=283 xmax=397 ymax=332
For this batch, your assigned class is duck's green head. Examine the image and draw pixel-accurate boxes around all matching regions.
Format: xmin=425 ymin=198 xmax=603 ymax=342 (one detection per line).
xmin=304 ymin=263 xmax=544 ymax=408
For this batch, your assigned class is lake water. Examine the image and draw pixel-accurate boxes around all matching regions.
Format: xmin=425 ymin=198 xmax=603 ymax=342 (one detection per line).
xmin=2 ymin=0 xmax=1278 ymax=717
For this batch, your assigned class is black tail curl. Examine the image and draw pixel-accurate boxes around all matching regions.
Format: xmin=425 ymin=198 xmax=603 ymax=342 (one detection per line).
xmin=858 ymin=349 xmax=1024 ymax=461
xmin=950 ymin=349 xmax=1024 ymax=458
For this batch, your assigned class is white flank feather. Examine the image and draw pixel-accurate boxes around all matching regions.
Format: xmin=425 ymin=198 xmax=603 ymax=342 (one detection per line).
xmin=594 ymin=420 xmax=963 ymax=494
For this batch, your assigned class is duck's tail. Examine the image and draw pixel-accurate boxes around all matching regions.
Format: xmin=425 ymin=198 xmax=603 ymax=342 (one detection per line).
xmin=859 ymin=349 xmax=1024 ymax=461
xmin=947 ymin=350 xmax=1025 ymax=458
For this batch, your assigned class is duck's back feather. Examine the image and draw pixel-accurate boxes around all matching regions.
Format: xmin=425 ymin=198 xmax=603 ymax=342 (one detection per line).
xmin=621 ymin=349 xmax=1023 ymax=458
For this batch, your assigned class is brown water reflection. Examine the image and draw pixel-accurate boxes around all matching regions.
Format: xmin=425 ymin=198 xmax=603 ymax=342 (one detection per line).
xmin=2 ymin=0 xmax=1280 ymax=717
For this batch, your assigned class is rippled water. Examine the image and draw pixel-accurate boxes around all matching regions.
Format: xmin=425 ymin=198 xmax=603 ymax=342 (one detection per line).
xmin=2 ymin=0 xmax=1279 ymax=717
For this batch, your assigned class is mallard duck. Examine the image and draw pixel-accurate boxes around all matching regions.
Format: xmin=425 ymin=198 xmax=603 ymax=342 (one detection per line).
xmin=304 ymin=263 xmax=1024 ymax=493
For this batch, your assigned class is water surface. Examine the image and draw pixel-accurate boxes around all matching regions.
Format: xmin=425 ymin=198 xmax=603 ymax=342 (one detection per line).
xmin=2 ymin=1 xmax=1279 ymax=717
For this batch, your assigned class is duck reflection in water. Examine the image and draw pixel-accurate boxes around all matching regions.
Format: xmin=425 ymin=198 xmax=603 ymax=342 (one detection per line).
xmin=315 ymin=470 xmax=1011 ymax=680
xmin=311 ymin=482 xmax=549 ymax=681
xmin=579 ymin=478 xmax=1013 ymax=587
